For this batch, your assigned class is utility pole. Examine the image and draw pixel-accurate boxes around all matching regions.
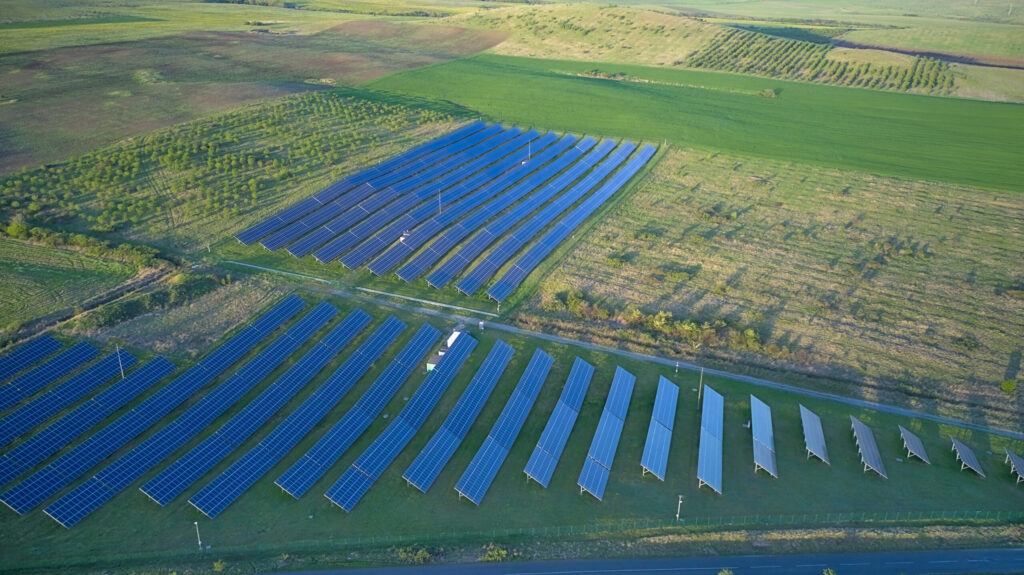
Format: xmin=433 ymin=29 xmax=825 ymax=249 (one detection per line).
xmin=193 ymin=521 xmax=202 ymax=551
xmin=676 ymin=495 xmax=684 ymax=521
xmin=697 ymin=367 xmax=704 ymax=411
xmin=116 ymin=345 xmax=125 ymax=379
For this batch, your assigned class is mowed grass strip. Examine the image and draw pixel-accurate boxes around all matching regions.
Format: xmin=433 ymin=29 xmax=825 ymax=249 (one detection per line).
xmin=366 ymin=53 xmax=1024 ymax=192
xmin=0 ymin=237 xmax=136 ymax=331
xmin=0 ymin=287 xmax=1021 ymax=573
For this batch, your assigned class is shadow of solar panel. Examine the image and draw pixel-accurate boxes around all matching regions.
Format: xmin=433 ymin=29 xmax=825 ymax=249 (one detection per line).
xmin=0 ymin=358 xmax=174 ymax=489
xmin=898 ymin=425 xmax=930 ymax=465
xmin=0 ymin=342 xmax=99 ymax=413
xmin=696 ymin=385 xmax=724 ymax=494
xmin=0 ymin=350 xmax=137 ymax=448
xmin=850 ymin=416 xmax=887 ymax=479
xmin=0 ymin=335 xmax=62 ymax=384
xmin=951 ymin=437 xmax=985 ymax=477
xmin=799 ymin=405 xmax=829 ymax=464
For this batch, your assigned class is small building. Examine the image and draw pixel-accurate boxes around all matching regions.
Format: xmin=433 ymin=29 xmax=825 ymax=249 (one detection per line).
xmin=427 ymin=330 xmax=463 ymax=371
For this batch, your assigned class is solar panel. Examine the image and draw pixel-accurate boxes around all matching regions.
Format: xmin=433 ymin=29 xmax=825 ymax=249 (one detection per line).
xmin=0 ymin=335 xmax=62 ymax=384
xmin=28 ymin=297 xmax=303 ymax=525
xmin=0 ymin=342 xmax=99 ymax=412
xmin=578 ymin=367 xmax=635 ymax=500
xmin=486 ymin=144 xmax=658 ymax=302
xmin=140 ymin=309 xmax=370 ymax=505
xmin=0 ymin=358 xmax=174 ymax=489
xmin=696 ymin=385 xmax=724 ymax=493
xmin=322 ymin=334 xmax=476 ymax=510
xmin=799 ymin=405 xmax=830 ymax=464
xmin=640 ymin=377 xmax=678 ymax=481
xmin=849 ymin=416 xmax=887 ymax=479
xmin=950 ymin=437 xmax=985 ymax=477
xmin=750 ymin=395 xmax=777 ymax=478
xmin=453 ymin=435 xmax=508 ymax=505
xmin=898 ymin=425 xmax=931 ymax=464
xmin=423 ymin=139 xmax=615 ymax=289
xmin=0 ymin=349 xmax=137 ymax=448
xmin=402 ymin=340 xmax=514 ymax=493
xmin=188 ymin=318 xmax=419 ymax=517
xmin=1005 ymin=448 xmax=1024 ymax=485
xmin=235 ymin=121 xmax=488 ymax=245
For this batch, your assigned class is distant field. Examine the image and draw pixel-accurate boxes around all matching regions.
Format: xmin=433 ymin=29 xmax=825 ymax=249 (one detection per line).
xmin=2 ymin=285 xmax=1022 ymax=573
xmin=0 ymin=20 xmax=500 ymax=172
xmin=367 ymin=54 xmax=1024 ymax=192
xmin=516 ymin=148 xmax=1023 ymax=430
xmin=0 ymin=89 xmax=463 ymax=252
xmin=0 ymin=237 xmax=136 ymax=332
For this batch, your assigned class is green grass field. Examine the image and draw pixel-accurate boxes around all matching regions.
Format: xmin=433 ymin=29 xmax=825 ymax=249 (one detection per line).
xmin=1 ymin=285 xmax=1021 ymax=573
xmin=0 ymin=237 xmax=136 ymax=332
xmin=517 ymin=147 xmax=1024 ymax=430
xmin=366 ymin=54 xmax=1024 ymax=192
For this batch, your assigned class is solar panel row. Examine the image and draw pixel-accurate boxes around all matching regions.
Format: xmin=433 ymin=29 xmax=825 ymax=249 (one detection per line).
xmin=317 ymin=128 xmax=538 ymax=265
xmin=898 ymin=425 xmax=930 ymax=465
xmin=324 ymin=334 xmax=477 ymax=512
xmin=640 ymin=377 xmax=678 ymax=481
xmin=0 ymin=335 xmax=62 ymax=384
xmin=849 ymin=416 xmax=887 ymax=479
xmin=402 ymin=138 xmax=605 ymax=285
xmin=309 ymin=127 xmax=524 ymax=262
xmin=799 ymin=405 xmax=830 ymax=464
xmin=578 ymin=366 xmax=635 ymax=500
xmin=750 ymin=395 xmax=777 ymax=478
xmin=0 ymin=358 xmax=174 ymax=489
xmin=38 ymin=299 xmax=326 ymax=527
xmin=454 ymin=348 xmax=553 ymax=505
xmin=188 ymin=317 xmax=420 ymax=518
xmin=696 ymin=385 xmax=724 ymax=494
xmin=371 ymin=135 xmax=582 ymax=277
xmin=235 ymin=121 xmax=487 ymax=245
xmin=140 ymin=309 xmax=372 ymax=506
xmin=0 ymin=342 xmax=100 ymax=413
xmin=294 ymin=324 xmax=446 ymax=481
xmin=487 ymin=144 xmax=658 ymax=302
xmin=951 ymin=438 xmax=985 ymax=477
xmin=524 ymin=357 xmax=594 ymax=488
xmin=1 ymin=296 xmax=302 ymax=522
xmin=276 ymin=124 xmax=511 ymax=255
xmin=1005 ymin=449 xmax=1024 ymax=485
xmin=0 ymin=349 xmax=137 ymax=448
xmin=402 ymin=340 xmax=515 ymax=493
xmin=454 ymin=141 xmax=637 ymax=296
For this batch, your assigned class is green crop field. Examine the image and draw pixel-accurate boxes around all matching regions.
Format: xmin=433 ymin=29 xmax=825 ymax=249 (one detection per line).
xmin=1 ymin=286 xmax=1021 ymax=574
xmin=517 ymin=147 xmax=1024 ymax=431
xmin=367 ymin=54 xmax=1024 ymax=192
xmin=0 ymin=237 xmax=136 ymax=332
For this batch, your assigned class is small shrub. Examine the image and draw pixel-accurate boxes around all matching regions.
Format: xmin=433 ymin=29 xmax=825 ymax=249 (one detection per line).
xmin=395 ymin=545 xmax=431 ymax=565
xmin=1002 ymin=380 xmax=1017 ymax=394
xmin=482 ymin=544 xmax=509 ymax=562
xmin=213 ymin=559 xmax=226 ymax=572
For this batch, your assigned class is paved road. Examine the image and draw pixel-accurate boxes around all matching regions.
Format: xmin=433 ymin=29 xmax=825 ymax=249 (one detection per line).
xmin=273 ymin=548 xmax=1024 ymax=575
xmin=220 ymin=260 xmax=1024 ymax=441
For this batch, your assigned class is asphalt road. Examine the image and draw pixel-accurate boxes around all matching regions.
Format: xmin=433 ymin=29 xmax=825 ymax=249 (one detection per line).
xmin=274 ymin=548 xmax=1024 ymax=575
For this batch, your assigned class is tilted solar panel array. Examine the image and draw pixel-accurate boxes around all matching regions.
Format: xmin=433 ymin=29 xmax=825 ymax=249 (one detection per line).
xmin=951 ymin=438 xmax=985 ymax=477
xmin=578 ymin=367 xmax=635 ymax=500
xmin=898 ymin=425 xmax=930 ymax=465
xmin=373 ymin=135 xmax=583 ymax=277
xmin=455 ymin=348 xmax=553 ymax=505
xmin=404 ymin=138 xmax=607 ymax=285
xmin=0 ymin=335 xmax=62 ymax=384
xmin=696 ymin=385 xmax=725 ymax=494
xmin=325 ymin=334 xmax=478 ymax=512
xmin=338 ymin=131 xmax=557 ymax=270
xmin=0 ymin=349 xmax=137 ymax=448
xmin=0 ymin=295 xmax=303 ymax=522
xmin=799 ymin=404 xmax=829 ymax=464
xmin=487 ymin=144 xmax=658 ymax=302
xmin=849 ymin=416 xmax=887 ymax=479
xmin=403 ymin=340 xmax=515 ymax=493
xmin=187 ymin=317 xmax=420 ymax=518
xmin=40 ymin=297 xmax=322 ymax=527
xmin=140 ymin=309 xmax=372 ymax=506
xmin=235 ymin=121 xmax=488 ymax=245
xmin=0 ymin=342 xmax=99 ymax=413
xmin=455 ymin=141 xmax=637 ymax=296
xmin=750 ymin=395 xmax=777 ymax=478
xmin=524 ymin=357 xmax=594 ymax=488
xmin=275 ymin=321 xmax=443 ymax=499
xmin=310 ymin=127 xmax=526 ymax=262
xmin=640 ymin=377 xmax=678 ymax=482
